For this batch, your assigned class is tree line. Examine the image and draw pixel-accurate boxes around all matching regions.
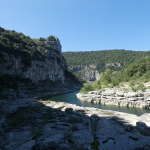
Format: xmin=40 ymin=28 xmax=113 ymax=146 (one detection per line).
xmin=63 ymin=50 xmax=150 ymax=72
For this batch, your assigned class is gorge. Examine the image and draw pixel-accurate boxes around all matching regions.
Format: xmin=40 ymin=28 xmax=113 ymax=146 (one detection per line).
xmin=1 ymin=27 xmax=150 ymax=150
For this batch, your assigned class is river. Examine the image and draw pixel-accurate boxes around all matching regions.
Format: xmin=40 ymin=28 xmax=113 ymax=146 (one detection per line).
xmin=42 ymin=90 xmax=150 ymax=116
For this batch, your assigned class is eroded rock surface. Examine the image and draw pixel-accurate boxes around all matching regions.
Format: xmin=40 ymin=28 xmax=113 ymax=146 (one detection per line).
xmin=77 ymin=88 xmax=150 ymax=108
xmin=0 ymin=99 xmax=150 ymax=150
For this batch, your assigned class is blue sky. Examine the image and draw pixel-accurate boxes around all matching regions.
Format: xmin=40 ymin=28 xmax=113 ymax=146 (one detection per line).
xmin=1 ymin=0 xmax=150 ymax=52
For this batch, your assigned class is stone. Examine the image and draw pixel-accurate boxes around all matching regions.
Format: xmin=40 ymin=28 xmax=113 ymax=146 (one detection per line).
xmin=136 ymin=122 xmax=147 ymax=130
xmin=115 ymin=92 xmax=124 ymax=97
xmin=126 ymin=92 xmax=138 ymax=97
xmin=65 ymin=108 xmax=73 ymax=113
xmin=145 ymin=97 xmax=150 ymax=101
xmin=140 ymin=113 xmax=150 ymax=122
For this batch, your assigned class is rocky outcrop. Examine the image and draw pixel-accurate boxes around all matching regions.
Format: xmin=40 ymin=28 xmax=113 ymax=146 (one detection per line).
xmin=40 ymin=36 xmax=62 ymax=53
xmin=68 ymin=64 xmax=100 ymax=72
xmin=68 ymin=63 xmax=125 ymax=82
xmin=68 ymin=64 xmax=101 ymax=82
xmin=77 ymin=88 xmax=150 ymax=108
xmin=1 ymin=99 xmax=150 ymax=150
xmin=75 ymin=69 xmax=101 ymax=82
xmin=105 ymin=62 xmax=124 ymax=68
xmin=0 ymin=50 xmax=68 ymax=84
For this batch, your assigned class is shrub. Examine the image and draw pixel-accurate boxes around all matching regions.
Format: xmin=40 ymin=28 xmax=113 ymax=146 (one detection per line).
xmin=80 ymin=83 xmax=93 ymax=94
xmin=90 ymin=139 xmax=100 ymax=150
xmin=135 ymin=83 xmax=146 ymax=92
xmin=130 ymin=81 xmax=135 ymax=87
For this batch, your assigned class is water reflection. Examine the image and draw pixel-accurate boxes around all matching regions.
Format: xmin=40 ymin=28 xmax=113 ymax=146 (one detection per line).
xmin=43 ymin=90 xmax=150 ymax=116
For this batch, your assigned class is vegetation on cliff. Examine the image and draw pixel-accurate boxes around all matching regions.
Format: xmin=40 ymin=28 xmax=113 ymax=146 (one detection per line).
xmin=0 ymin=27 xmax=82 ymax=91
xmin=63 ymin=50 xmax=150 ymax=72
xmin=0 ymin=27 xmax=60 ymax=66
xmin=80 ymin=56 xmax=150 ymax=93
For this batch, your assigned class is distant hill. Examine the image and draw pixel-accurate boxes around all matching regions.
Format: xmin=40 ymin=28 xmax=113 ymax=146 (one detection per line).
xmin=63 ymin=50 xmax=150 ymax=72
xmin=62 ymin=50 xmax=150 ymax=82
xmin=63 ymin=50 xmax=150 ymax=66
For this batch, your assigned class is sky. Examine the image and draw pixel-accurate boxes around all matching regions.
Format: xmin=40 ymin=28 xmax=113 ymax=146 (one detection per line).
xmin=0 ymin=0 xmax=150 ymax=52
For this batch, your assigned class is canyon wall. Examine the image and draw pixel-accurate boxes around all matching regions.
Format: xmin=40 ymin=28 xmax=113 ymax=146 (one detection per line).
xmin=68 ymin=63 xmax=123 ymax=82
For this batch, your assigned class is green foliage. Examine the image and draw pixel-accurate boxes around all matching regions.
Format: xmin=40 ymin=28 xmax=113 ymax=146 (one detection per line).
xmin=130 ymin=81 xmax=135 ymax=87
xmin=92 ymin=83 xmax=101 ymax=91
xmin=0 ymin=27 xmax=45 ymax=65
xmin=0 ymin=27 xmax=82 ymax=88
xmin=46 ymin=36 xmax=56 ymax=41
xmin=133 ymin=83 xmax=146 ymax=92
xmin=36 ymin=40 xmax=59 ymax=55
xmin=39 ymin=37 xmax=46 ymax=41
xmin=80 ymin=69 xmax=121 ymax=93
xmin=80 ymin=83 xmax=94 ymax=94
xmin=98 ymin=69 xmax=120 ymax=87
xmin=80 ymin=55 xmax=150 ymax=92
xmin=63 ymin=50 xmax=149 ymax=72
xmin=0 ymin=27 xmax=60 ymax=67
xmin=90 ymin=139 xmax=100 ymax=150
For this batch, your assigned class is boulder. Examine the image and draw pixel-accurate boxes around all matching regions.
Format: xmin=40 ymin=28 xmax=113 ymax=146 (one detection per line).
xmin=115 ymin=92 xmax=124 ymax=97
xmin=137 ymin=91 xmax=144 ymax=97
xmin=144 ymin=92 xmax=150 ymax=98
xmin=125 ymin=92 xmax=138 ymax=97
xmin=127 ymin=97 xmax=138 ymax=101
xmin=114 ymin=97 xmax=124 ymax=100
xmin=140 ymin=113 xmax=150 ymax=122
xmin=145 ymin=97 xmax=150 ymax=101
xmin=65 ymin=108 xmax=73 ymax=113
xmin=136 ymin=122 xmax=147 ymax=130
xmin=136 ymin=122 xmax=150 ymax=136
xmin=102 ymin=90 xmax=115 ymax=96
xmin=88 ymin=91 xmax=97 ymax=94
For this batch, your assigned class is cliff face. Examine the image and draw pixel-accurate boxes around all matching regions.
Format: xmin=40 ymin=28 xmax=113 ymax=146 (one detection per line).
xmin=68 ymin=64 xmax=100 ymax=72
xmin=0 ymin=28 xmax=82 ymax=91
xmin=40 ymin=36 xmax=62 ymax=53
xmin=68 ymin=65 xmax=101 ymax=82
xmin=68 ymin=63 xmax=124 ymax=82
xmin=75 ymin=69 xmax=101 ymax=82
xmin=0 ymin=50 xmax=68 ymax=84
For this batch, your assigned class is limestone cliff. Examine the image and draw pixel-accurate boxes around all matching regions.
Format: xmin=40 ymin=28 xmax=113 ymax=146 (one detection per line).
xmin=0 ymin=50 xmax=68 ymax=84
xmin=68 ymin=65 xmax=101 ymax=82
xmin=68 ymin=63 xmax=124 ymax=82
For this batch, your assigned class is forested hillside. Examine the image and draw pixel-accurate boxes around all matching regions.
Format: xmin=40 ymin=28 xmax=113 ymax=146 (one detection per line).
xmin=80 ymin=56 xmax=150 ymax=93
xmin=63 ymin=50 xmax=150 ymax=73
xmin=63 ymin=50 xmax=149 ymax=66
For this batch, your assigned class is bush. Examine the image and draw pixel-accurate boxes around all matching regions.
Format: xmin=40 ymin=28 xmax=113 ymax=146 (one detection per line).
xmin=135 ymin=83 xmax=146 ymax=92
xmin=80 ymin=83 xmax=94 ymax=94
xmin=130 ymin=81 xmax=135 ymax=87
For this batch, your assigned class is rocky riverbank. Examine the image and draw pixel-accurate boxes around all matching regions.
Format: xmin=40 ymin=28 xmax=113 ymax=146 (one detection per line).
xmin=0 ymin=97 xmax=150 ymax=150
xmin=0 ymin=84 xmax=82 ymax=101
xmin=77 ymin=87 xmax=150 ymax=109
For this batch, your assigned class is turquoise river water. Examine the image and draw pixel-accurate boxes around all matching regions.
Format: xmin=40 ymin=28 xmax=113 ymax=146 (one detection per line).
xmin=43 ymin=90 xmax=150 ymax=116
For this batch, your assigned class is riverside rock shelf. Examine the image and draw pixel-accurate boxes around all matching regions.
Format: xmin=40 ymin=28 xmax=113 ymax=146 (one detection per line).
xmin=76 ymin=88 xmax=150 ymax=109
